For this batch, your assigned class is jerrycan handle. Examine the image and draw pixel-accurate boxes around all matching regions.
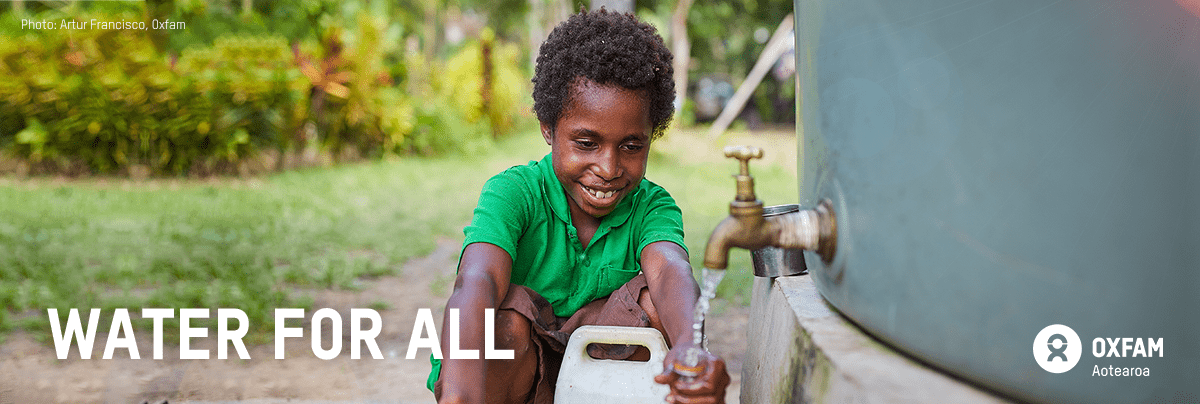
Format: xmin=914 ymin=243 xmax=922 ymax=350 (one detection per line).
xmin=562 ymin=325 xmax=669 ymax=365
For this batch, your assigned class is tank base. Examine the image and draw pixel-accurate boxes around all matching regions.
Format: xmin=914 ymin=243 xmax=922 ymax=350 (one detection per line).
xmin=741 ymin=275 xmax=1013 ymax=403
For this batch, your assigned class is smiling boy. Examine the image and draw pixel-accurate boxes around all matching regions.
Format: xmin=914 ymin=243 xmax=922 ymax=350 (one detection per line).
xmin=430 ymin=9 xmax=729 ymax=404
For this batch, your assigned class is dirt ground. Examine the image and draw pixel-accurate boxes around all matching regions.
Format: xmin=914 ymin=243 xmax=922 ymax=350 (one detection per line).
xmin=0 ymin=237 xmax=750 ymax=404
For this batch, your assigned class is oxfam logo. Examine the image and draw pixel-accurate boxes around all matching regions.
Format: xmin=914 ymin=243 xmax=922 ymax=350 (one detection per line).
xmin=1033 ymin=324 xmax=1082 ymax=373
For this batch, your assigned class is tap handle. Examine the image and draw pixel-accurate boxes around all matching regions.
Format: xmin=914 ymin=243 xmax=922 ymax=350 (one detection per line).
xmin=723 ymin=145 xmax=763 ymax=202
xmin=723 ymin=145 xmax=763 ymax=176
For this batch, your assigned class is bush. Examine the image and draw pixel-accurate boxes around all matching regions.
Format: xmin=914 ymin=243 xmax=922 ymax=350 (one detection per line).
xmin=394 ymin=29 xmax=531 ymax=157
xmin=175 ymin=34 xmax=308 ymax=170
xmin=0 ymin=9 xmax=534 ymax=176
xmin=299 ymin=14 xmax=415 ymax=160
xmin=436 ymin=28 xmax=528 ymax=139
xmin=404 ymin=93 xmax=494 ymax=156
xmin=0 ymin=14 xmax=306 ymax=176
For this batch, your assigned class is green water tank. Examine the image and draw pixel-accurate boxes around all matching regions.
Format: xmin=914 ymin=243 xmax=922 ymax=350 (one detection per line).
xmin=794 ymin=0 xmax=1199 ymax=402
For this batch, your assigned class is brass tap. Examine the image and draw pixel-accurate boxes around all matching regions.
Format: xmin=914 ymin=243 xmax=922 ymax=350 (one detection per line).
xmin=702 ymin=146 xmax=837 ymax=270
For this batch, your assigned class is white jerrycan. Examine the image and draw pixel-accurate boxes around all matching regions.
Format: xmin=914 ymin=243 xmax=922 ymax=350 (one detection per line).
xmin=554 ymin=325 xmax=670 ymax=404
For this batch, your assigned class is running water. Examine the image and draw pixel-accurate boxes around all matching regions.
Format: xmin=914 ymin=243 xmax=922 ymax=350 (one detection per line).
xmin=678 ymin=267 xmax=726 ymax=375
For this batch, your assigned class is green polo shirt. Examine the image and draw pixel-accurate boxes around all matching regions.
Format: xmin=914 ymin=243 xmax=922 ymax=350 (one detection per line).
xmin=428 ymin=153 xmax=687 ymax=391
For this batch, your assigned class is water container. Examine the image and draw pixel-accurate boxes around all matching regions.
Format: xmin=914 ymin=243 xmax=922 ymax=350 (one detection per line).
xmin=554 ymin=325 xmax=670 ymax=404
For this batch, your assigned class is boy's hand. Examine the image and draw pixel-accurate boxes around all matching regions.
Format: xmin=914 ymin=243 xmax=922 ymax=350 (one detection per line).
xmin=654 ymin=342 xmax=731 ymax=404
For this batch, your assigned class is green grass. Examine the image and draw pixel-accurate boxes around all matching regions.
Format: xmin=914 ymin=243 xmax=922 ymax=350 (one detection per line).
xmin=0 ymin=128 xmax=797 ymax=337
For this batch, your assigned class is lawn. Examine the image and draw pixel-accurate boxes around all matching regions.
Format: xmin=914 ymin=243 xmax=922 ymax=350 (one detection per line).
xmin=0 ymin=128 xmax=798 ymax=341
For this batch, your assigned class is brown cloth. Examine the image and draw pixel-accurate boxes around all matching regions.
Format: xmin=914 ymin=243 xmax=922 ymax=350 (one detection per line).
xmin=435 ymin=274 xmax=655 ymax=404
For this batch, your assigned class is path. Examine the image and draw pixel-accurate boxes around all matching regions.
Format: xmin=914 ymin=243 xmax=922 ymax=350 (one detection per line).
xmin=0 ymin=238 xmax=748 ymax=403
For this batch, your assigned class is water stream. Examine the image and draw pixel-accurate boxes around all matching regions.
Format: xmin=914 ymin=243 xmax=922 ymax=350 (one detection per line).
xmin=679 ymin=267 xmax=726 ymax=375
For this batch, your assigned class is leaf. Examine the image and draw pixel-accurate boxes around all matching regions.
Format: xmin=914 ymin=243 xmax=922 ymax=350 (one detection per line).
xmin=323 ymin=82 xmax=350 ymax=99
xmin=233 ymin=129 xmax=250 ymax=144
xmin=15 ymin=119 xmax=48 ymax=145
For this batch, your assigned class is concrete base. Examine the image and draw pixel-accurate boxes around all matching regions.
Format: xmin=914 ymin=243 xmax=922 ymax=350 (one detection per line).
xmin=740 ymin=276 xmax=1013 ymax=404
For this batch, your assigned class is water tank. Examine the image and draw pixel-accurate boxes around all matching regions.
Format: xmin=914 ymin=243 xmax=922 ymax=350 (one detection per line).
xmin=794 ymin=0 xmax=1199 ymax=402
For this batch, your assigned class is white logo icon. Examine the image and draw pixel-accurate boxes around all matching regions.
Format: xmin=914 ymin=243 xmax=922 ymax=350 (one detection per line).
xmin=1033 ymin=324 xmax=1081 ymax=373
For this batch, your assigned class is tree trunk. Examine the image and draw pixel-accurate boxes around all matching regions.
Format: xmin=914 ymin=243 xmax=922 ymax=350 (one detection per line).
xmin=481 ymin=37 xmax=497 ymax=138
xmin=242 ymin=0 xmax=253 ymax=18
xmin=423 ymin=5 xmax=439 ymax=64
xmin=707 ymin=13 xmax=793 ymax=139
xmin=529 ymin=0 xmax=544 ymax=72
xmin=671 ymin=0 xmax=694 ymax=123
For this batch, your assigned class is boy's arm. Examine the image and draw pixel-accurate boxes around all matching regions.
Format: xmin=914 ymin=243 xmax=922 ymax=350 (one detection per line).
xmin=641 ymin=241 xmax=731 ymax=404
xmin=640 ymin=241 xmax=698 ymax=349
xmin=438 ymin=242 xmax=512 ymax=404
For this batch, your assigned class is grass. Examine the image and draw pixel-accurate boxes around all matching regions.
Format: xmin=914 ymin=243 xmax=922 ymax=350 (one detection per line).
xmin=0 ymin=127 xmax=797 ymax=339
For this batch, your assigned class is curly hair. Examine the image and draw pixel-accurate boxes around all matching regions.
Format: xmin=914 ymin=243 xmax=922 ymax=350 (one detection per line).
xmin=532 ymin=8 xmax=675 ymax=139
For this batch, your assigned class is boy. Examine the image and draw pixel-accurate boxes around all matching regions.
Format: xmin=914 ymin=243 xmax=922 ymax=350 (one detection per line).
xmin=430 ymin=9 xmax=730 ymax=404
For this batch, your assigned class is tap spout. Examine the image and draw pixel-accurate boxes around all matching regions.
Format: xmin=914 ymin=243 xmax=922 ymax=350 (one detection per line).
xmin=702 ymin=199 xmax=837 ymax=271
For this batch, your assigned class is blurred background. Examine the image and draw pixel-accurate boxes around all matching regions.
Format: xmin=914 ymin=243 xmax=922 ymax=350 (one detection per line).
xmin=0 ymin=1 xmax=797 ymax=402
xmin=0 ymin=0 xmax=797 ymax=176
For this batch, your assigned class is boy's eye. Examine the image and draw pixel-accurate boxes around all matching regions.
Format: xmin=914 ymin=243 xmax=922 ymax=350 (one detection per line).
xmin=574 ymin=140 xmax=597 ymax=149
xmin=621 ymin=143 xmax=645 ymax=152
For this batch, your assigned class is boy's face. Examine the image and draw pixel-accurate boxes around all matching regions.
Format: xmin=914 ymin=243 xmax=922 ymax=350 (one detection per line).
xmin=542 ymin=79 xmax=652 ymax=219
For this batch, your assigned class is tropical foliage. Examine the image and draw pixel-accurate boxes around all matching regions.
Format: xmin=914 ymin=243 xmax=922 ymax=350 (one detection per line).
xmin=0 ymin=1 xmax=532 ymax=176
